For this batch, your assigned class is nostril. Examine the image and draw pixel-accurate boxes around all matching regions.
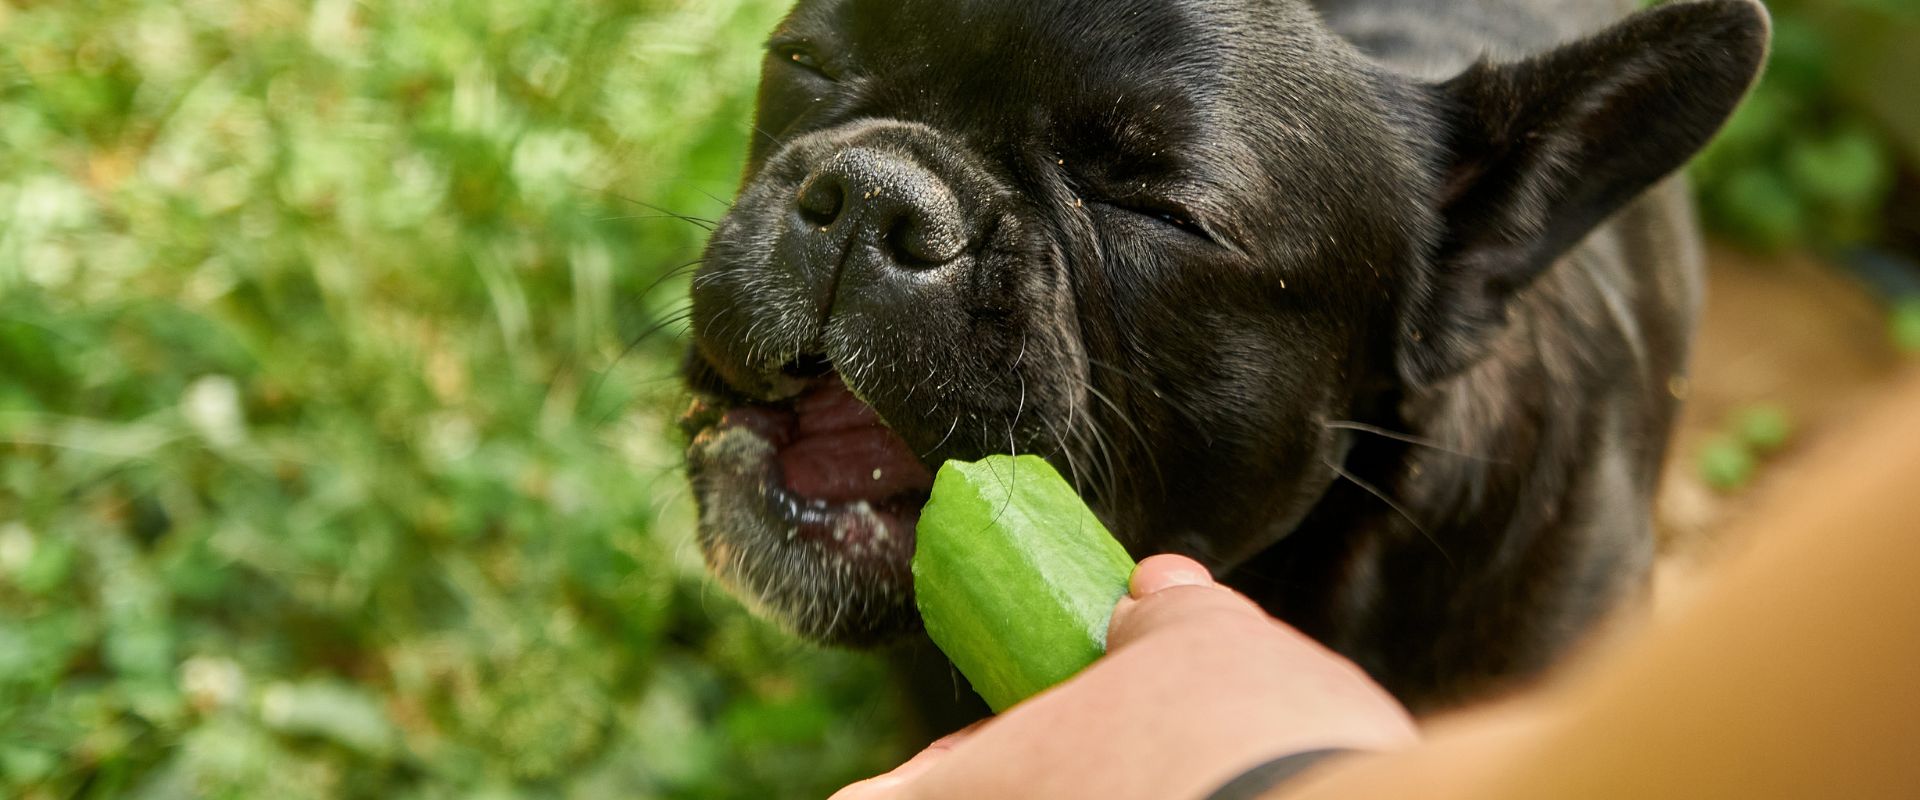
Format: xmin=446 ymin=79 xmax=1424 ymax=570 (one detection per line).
xmin=795 ymin=149 xmax=968 ymax=268
xmin=883 ymin=212 xmax=963 ymax=267
xmin=883 ymin=219 xmax=926 ymax=266
xmin=797 ymin=174 xmax=845 ymax=227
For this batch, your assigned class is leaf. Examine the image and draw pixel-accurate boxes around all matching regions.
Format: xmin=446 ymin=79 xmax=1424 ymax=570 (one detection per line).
xmin=1699 ymin=437 xmax=1759 ymax=493
xmin=1735 ymin=404 xmax=1795 ymax=454
xmin=1893 ymin=300 xmax=1920 ymax=354
xmin=259 ymin=680 xmax=398 ymax=757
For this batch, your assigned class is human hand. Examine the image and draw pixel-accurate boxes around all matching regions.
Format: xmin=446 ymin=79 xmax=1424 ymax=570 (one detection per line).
xmin=832 ymin=555 xmax=1418 ymax=800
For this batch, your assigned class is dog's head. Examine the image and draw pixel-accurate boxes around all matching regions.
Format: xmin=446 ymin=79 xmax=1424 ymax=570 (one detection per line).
xmin=681 ymin=0 xmax=1766 ymax=645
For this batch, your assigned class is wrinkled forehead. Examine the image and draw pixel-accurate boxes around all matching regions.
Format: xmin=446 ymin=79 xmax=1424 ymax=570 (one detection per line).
xmin=813 ymin=0 xmax=1227 ymax=74
xmin=781 ymin=0 xmax=1242 ymax=148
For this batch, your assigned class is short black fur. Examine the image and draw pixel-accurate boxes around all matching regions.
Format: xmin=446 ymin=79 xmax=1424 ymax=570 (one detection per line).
xmin=682 ymin=0 xmax=1769 ymax=713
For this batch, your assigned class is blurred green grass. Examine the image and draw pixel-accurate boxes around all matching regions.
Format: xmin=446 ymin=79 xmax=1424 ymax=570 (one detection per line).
xmin=0 ymin=0 xmax=910 ymax=797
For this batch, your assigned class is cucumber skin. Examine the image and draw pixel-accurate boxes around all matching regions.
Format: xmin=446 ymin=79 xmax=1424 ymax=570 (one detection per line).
xmin=912 ymin=455 xmax=1137 ymax=712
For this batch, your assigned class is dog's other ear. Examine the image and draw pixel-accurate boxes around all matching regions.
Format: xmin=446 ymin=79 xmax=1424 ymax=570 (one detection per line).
xmin=1399 ymin=0 xmax=1768 ymax=385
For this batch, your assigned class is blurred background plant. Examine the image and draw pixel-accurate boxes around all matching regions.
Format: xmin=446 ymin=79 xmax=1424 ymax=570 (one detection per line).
xmin=1 ymin=0 xmax=910 ymax=797
xmin=1689 ymin=0 xmax=1920 ymax=356
xmin=1680 ymin=0 xmax=1920 ymax=496
xmin=0 ymin=0 xmax=1915 ymax=797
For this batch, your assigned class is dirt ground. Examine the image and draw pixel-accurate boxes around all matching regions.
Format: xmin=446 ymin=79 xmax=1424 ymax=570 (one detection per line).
xmin=1655 ymin=245 xmax=1913 ymax=602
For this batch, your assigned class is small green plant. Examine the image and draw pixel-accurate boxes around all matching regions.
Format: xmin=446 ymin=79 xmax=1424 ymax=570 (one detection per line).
xmin=1699 ymin=437 xmax=1761 ymax=492
xmin=1735 ymin=404 xmax=1795 ymax=455
xmin=1894 ymin=300 xmax=1920 ymax=354
xmin=1699 ymin=404 xmax=1800 ymax=493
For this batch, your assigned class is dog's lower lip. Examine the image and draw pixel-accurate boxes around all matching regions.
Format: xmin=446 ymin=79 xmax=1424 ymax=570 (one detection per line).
xmin=763 ymin=480 xmax=927 ymax=554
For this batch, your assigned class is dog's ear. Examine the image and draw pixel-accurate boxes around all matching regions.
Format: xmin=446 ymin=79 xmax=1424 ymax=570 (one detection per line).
xmin=1398 ymin=0 xmax=1768 ymax=385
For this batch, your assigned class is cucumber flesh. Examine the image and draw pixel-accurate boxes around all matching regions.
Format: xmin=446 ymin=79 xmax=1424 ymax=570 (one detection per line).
xmin=912 ymin=455 xmax=1137 ymax=712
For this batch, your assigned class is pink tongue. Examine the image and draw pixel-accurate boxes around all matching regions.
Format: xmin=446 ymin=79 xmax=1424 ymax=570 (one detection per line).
xmin=779 ymin=381 xmax=933 ymax=502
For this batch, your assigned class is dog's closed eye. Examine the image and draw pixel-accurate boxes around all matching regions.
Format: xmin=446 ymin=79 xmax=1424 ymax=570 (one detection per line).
xmin=770 ymin=39 xmax=836 ymax=81
xmin=1102 ymin=201 xmax=1218 ymax=245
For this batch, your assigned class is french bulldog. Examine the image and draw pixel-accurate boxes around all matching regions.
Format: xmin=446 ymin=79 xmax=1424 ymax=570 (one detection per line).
xmin=680 ymin=0 xmax=1768 ymax=713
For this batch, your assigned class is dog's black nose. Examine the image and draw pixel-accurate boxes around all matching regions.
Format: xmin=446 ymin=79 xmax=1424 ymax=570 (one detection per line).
xmin=794 ymin=148 xmax=965 ymax=268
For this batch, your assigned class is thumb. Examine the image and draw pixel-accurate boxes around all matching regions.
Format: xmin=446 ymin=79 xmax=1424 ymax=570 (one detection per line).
xmin=1107 ymin=555 xmax=1272 ymax=651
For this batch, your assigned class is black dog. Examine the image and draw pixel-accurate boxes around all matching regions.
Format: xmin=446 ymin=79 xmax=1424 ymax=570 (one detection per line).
xmin=681 ymin=0 xmax=1767 ymax=713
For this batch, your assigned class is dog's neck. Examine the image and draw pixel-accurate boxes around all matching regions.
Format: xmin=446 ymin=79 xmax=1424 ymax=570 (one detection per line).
xmin=1228 ymin=249 xmax=1663 ymax=712
xmin=1220 ymin=1 xmax=1693 ymax=712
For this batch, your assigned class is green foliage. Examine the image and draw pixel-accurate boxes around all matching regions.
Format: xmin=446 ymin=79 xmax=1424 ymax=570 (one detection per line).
xmin=1698 ymin=437 xmax=1759 ymax=492
xmin=1699 ymin=404 xmax=1800 ymax=493
xmin=1735 ymin=404 xmax=1794 ymax=455
xmin=1894 ymin=300 xmax=1920 ymax=354
xmin=1690 ymin=0 xmax=1916 ymax=253
xmin=0 ymin=0 xmax=910 ymax=797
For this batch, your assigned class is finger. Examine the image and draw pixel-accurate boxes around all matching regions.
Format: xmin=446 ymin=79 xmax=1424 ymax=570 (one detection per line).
xmin=1108 ymin=581 xmax=1272 ymax=651
xmin=1129 ymin=554 xmax=1216 ymax=597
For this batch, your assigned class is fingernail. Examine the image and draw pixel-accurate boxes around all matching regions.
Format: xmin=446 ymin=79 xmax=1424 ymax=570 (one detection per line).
xmin=1131 ymin=557 xmax=1215 ymax=596
xmin=1155 ymin=567 xmax=1211 ymax=589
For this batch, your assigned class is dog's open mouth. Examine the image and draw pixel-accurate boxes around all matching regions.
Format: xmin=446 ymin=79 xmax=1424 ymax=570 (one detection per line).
xmin=680 ymin=361 xmax=935 ymax=644
xmin=688 ymin=376 xmax=934 ymax=553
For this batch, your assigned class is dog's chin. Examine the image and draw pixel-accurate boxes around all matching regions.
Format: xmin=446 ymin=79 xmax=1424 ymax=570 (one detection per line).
xmin=682 ymin=374 xmax=934 ymax=647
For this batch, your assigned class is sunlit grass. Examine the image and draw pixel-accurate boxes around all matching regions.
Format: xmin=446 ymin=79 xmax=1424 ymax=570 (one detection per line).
xmin=0 ymin=1 xmax=909 ymax=797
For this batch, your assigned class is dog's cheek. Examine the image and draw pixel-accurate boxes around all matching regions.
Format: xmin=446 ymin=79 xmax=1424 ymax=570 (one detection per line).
xmin=980 ymin=244 xmax=1089 ymax=452
xmin=1107 ymin=303 xmax=1356 ymax=552
xmin=690 ymin=220 xmax=816 ymax=389
xmin=819 ymin=274 xmax=970 ymax=426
